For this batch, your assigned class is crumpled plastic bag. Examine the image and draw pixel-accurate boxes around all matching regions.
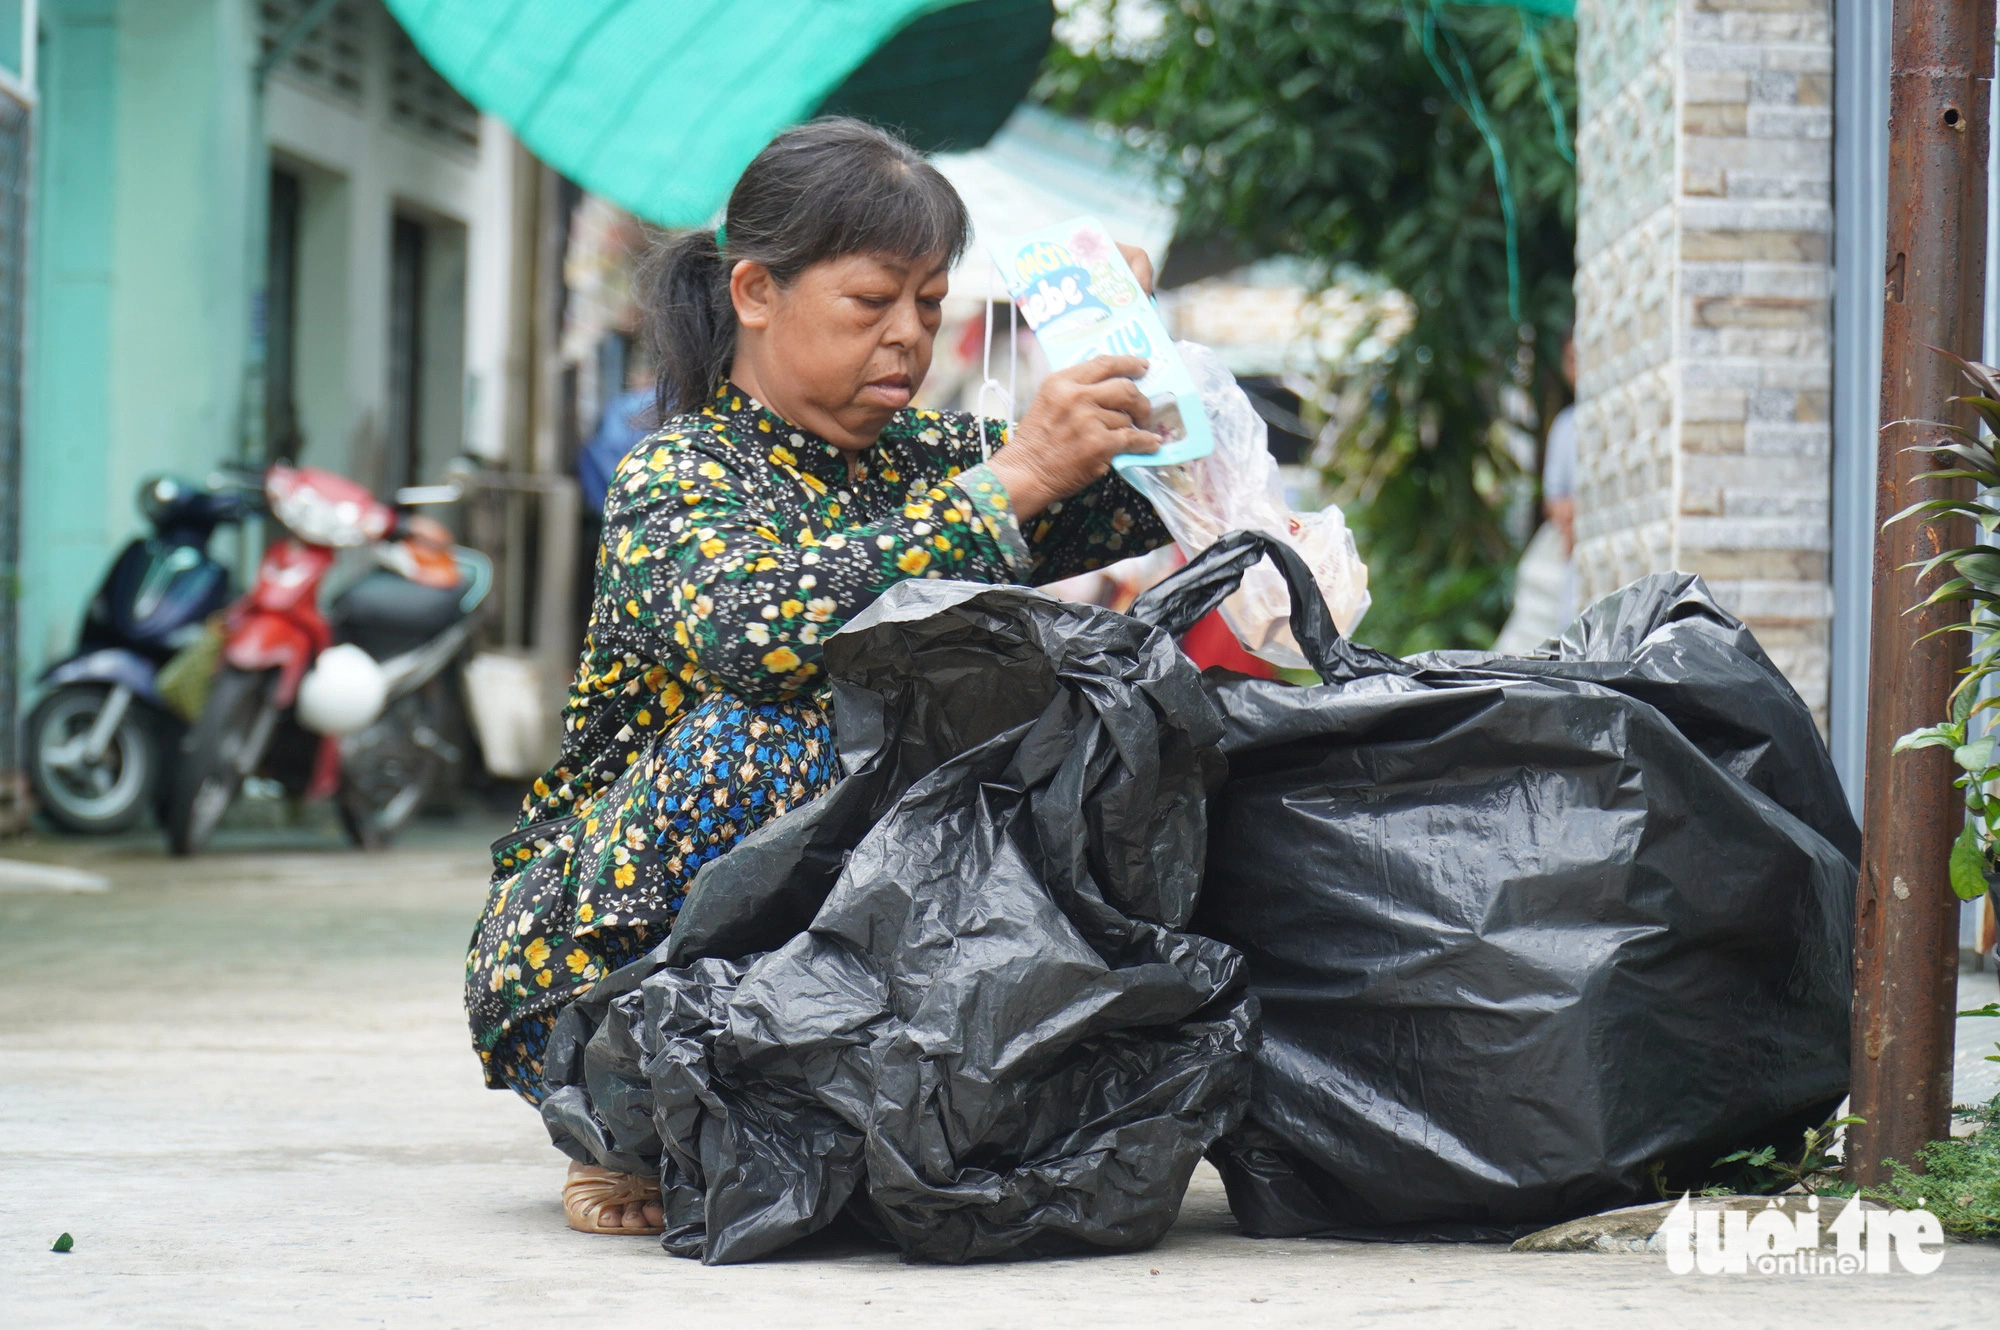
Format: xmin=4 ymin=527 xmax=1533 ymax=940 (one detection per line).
xmin=1132 ymin=532 xmax=1859 ymax=1240
xmin=539 ymin=579 xmax=1256 ymax=1264
xmin=1121 ymin=342 xmax=1370 ymax=667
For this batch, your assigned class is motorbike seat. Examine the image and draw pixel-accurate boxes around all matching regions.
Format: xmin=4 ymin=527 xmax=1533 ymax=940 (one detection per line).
xmin=331 ymin=569 xmax=469 ymax=661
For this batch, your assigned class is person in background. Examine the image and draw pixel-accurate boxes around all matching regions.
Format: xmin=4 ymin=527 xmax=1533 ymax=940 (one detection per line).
xmin=1492 ymin=333 xmax=1579 ymax=653
xmin=577 ymin=361 xmax=660 ymax=515
xmin=462 ymin=118 xmax=1172 ymax=1236
xmin=1541 ymin=334 xmax=1578 ymax=560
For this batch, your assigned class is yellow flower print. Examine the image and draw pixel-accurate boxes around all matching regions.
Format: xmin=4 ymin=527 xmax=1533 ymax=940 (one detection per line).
xmin=762 ymin=646 xmax=802 ymax=673
xmin=698 ymin=538 xmax=726 ymax=558
xmin=904 ymin=501 xmax=934 ymax=520
xmin=897 ymin=547 xmax=931 ymax=574
xmin=880 ymin=467 xmax=900 ymax=482
xmin=565 ymin=948 xmax=591 ymax=975
xmin=625 ymin=598 xmax=641 ymax=617
xmin=932 ymin=534 xmax=951 ymax=550
xmin=770 ymin=445 xmax=797 ymax=466
xmin=674 ymin=621 xmax=690 ymax=647
xmin=524 ymin=937 xmax=552 ymax=969
xmin=780 ymin=599 xmax=804 ymax=618
xmin=698 ymin=461 xmax=724 ymax=479
xmin=536 ymin=969 xmax=553 ymax=988
xmin=578 ymin=902 xmax=595 ymax=924
xmin=614 ymin=863 xmax=636 ymax=888
xmin=802 ymin=473 xmax=827 ymax=495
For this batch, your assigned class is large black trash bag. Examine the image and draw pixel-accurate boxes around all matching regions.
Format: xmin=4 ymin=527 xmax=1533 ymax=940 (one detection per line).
xmin=539 ymin=579 xmax=1257 ymax=1264
xmin=1132 ymin=532 xmax=1858 ymax=1241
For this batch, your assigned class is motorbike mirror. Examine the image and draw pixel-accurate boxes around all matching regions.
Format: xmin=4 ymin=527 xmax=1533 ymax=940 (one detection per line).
xmin=393 ymin=483 xmax=463 ymax=506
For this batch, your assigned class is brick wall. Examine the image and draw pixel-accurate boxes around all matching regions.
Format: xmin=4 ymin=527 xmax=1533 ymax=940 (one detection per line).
xmin=1574 ymin=0 xmax=1835 ymax=727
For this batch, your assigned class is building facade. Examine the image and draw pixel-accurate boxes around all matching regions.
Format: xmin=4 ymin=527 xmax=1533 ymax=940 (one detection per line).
xmin=4 ymin=0 xmax=537 ymax=809
xmin=1573 ymin=0 xmax=1838 ymax=741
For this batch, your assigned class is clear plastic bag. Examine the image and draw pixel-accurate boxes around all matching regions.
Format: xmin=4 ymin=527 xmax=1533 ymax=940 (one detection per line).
xmin=1121 ymin=342 xmax=1370 ymax=668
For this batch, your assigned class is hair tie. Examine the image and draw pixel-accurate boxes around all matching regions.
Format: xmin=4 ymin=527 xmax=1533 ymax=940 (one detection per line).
xmin=714 ymin=222 xmax=727 ymax=250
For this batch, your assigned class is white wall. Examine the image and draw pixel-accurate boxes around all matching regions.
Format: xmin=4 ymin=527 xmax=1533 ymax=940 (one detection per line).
xmin=260 ymin=2 xmax=517 ymax=486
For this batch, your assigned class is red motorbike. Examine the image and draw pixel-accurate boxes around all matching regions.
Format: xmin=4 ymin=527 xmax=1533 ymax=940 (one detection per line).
xmin=164 ymin=464 xmax=490 ymax=854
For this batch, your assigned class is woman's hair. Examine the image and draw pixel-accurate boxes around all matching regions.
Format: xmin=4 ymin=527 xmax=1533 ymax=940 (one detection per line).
xmin=640 ymin=117 xmax=972 ymax=417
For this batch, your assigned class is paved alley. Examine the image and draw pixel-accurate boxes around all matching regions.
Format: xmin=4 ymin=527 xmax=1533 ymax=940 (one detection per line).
xmin=2 ymin=825 xmax=1995 ymax=1329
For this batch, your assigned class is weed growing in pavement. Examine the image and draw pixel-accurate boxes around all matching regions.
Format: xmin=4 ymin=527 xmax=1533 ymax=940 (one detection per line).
xmin=1863 ymin=1093 xmax=2000 ymax=1239
xmin=1712 ymin=1112 xmax=1865 ymax=1197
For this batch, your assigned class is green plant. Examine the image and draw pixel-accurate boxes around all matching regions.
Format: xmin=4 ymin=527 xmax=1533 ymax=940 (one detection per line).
xmin=1864 ymin=1094 xmax=2000 ymax=1238
xmin=1040 ymin=0 xmax=1575 ymax=653
xmin=1965 ymin=1001 xmax=2000 ymax=1064
xmin=1888 ymin=352 xmax=2000 ymax=900
xmin=1709 ymin=1112 xmax=1864 ymax=1197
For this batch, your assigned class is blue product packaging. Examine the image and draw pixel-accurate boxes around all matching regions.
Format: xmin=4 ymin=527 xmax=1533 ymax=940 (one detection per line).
xmin=992 ymin=217 xmax=1214 ymax=471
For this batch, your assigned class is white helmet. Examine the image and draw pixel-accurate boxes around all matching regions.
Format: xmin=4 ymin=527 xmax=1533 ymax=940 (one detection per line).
xmin=296 ymin=644 xmax=389 ymax=736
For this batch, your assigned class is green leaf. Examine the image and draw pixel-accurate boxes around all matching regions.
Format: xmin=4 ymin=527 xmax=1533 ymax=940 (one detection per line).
xmin=50 ymin=1232 xmax=72 ymax=1253
xmin=1955 ymin=685 xmax=1979 ymax=724
xmin=1960 ymin=1003 xmax=2000 ymax=1018
xmin=1886 ymin=496 xmax=1984 ymax=527
xmin=1950 ymin=821 xmax=1990 ymax=901
xmin=1960 ymin=552 xmax=2000 ymax=591
xmin=1954 ymin=735 xmax=1996 ymax=771
xmin=1894 ymin=722 xmax=1963 ymax=753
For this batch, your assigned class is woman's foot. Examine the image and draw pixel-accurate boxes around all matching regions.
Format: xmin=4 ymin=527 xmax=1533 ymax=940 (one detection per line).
xmin=562 ymin=1161 xmax=664 ymax=1235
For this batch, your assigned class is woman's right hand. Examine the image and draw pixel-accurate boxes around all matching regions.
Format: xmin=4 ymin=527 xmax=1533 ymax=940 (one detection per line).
xmin=984 ymin=356 xmax=1159 ymax=519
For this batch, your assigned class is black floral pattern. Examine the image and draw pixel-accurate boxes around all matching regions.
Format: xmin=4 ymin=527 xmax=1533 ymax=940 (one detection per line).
xmin=465 ymin=382 xmax=1169 ymax=1098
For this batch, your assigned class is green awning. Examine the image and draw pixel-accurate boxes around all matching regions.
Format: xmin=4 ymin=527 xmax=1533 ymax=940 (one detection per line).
xmin=384 ymin=0 xmax=1052 ymax=228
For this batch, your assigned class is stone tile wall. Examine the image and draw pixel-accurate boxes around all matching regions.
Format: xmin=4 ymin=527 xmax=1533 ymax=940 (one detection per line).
xmin=1574 ymin=0 xmax=1835 ymax=726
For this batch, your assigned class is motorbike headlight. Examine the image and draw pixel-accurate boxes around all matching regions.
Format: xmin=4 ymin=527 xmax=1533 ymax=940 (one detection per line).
xmin=139 ymin=475 xmax=183 ymax=526
xmin=265 ymin=466 xmax=392 ymax=548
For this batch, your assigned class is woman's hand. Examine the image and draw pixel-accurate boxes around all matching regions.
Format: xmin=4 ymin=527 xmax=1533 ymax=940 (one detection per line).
xmin=986 ymin=356 xmax=1158 ymax=519
xmin=1116 ymin=243 xmax=1156 ymax=296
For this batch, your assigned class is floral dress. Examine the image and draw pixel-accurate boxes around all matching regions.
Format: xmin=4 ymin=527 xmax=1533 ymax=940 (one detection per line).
xmin=465 ymin=383 xmax=1170 ymax=1101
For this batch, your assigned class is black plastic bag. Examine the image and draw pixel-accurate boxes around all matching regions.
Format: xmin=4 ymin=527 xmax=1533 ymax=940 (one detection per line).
xmin=540 ymin=580 xmax=1256 ymax=1264
xmin=1132 ymin=532 xmax=1858 ymax=1240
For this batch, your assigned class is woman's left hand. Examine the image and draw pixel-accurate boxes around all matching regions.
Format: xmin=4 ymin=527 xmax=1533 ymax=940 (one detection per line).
xmin=1117 ymin=243 xmax=1155 ymax=296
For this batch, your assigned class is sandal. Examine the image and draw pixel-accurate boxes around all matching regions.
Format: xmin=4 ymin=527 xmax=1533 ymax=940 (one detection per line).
xmin=562 ymin=1161 xmax=665 ymax=1235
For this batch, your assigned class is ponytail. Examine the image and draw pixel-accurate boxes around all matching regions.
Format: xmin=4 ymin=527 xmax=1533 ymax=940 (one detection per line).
xmin=637 ymin=117 xmax=971 ymax=422
xmin=640 ymin=228 xmax=736 ymax=419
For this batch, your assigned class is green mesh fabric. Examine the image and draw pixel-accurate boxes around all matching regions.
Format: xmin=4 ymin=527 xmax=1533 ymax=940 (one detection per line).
xmin=1449 ymin=0 xmax=1573 ymax=14
xmin=384 ymin=0 xmax=1051 ymax=227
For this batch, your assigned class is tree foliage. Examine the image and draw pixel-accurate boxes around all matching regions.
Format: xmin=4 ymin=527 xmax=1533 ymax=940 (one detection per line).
xmin=1040 ymin=0 xmax=1576 ymax=652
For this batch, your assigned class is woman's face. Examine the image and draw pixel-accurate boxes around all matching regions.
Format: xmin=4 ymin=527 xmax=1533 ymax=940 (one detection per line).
xmin=728 ymin=251 xmax=950 ymax=450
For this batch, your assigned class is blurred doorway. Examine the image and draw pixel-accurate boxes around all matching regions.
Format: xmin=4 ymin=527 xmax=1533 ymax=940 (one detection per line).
xmin=385 ymin=209 xmax=467 ymax=492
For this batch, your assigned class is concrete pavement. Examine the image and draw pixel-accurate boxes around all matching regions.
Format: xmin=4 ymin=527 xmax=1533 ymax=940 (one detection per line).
xmin=1 ymin=822 xmax=1995 ymax=1329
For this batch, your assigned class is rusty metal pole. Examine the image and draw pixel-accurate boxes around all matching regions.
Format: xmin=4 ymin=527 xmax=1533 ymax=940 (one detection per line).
xmin=1850 ymin=0 xmax=1993 ymax=1186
